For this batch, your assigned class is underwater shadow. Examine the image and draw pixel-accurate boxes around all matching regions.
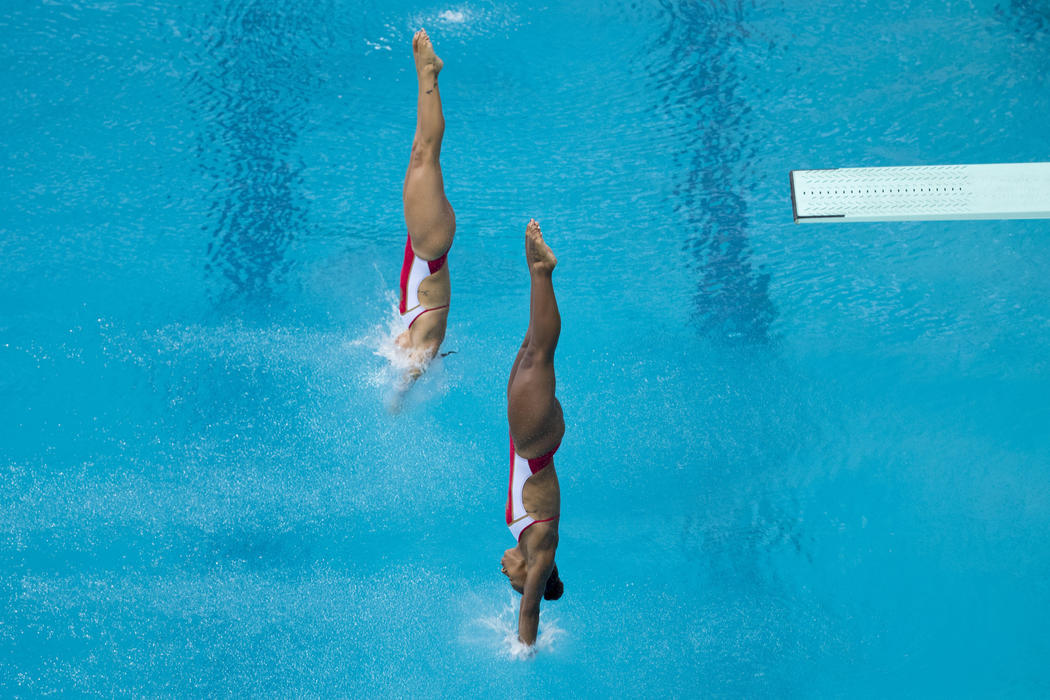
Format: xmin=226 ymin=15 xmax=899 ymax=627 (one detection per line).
xmin=645 ymin=0 xmax=776 ymax=346
xmin=182 ymin=0 xmax=334 ymax=309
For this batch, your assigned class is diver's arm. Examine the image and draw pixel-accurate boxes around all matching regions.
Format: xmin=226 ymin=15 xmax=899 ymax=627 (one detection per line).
xmin=517 ymin=550 xmax=554 ymax=646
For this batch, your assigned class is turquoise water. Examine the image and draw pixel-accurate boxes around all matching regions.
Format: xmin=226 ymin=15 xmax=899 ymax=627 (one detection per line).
xmin=3 ymin=0 xmax=1049 ymax=695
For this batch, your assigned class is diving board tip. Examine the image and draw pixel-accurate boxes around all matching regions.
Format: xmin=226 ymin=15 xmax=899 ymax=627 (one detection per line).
xmin=790 ymin=162 xmax=1050 ymax=223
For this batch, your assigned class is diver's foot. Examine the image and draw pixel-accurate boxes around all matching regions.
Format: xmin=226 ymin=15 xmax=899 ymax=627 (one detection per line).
xmin=413 ymin=29 xmax=443 ymax=80
xmin=526 ymin=219 xmax=557 ymax=275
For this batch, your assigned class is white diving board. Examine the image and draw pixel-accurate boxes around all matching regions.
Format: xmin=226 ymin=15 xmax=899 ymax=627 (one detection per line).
xmin=790 ymin=162 xmax=1050 ymax=223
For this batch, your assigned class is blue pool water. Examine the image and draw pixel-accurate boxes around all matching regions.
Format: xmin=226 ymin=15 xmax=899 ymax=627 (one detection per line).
xmin=3 ymin=0 xmax=1050 ymax=695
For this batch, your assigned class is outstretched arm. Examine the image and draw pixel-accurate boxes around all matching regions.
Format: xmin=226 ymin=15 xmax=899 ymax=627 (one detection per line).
xmin=517 ymin=549 xmax=555 ymax=646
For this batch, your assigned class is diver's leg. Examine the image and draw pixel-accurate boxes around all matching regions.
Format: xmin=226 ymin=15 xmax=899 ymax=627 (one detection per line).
xmin=508 ymin=220 xmax=562 ymax=449
xmin=521 ymin=219 xmax=559 ymax=364
xmin=507 ymin=330 xmax=532 ymax=402
xmin=402 ymin=29 xmax=455 ymax=261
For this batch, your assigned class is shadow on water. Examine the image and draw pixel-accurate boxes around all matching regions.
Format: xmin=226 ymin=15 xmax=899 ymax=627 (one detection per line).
xmin=638 ymin=4 xmax=842 ymax=682
xmin=181 ymin=0 xmax=334 ymax=309
xmin=647 ymin=0 xmax=775 ymax=345
xmin=989 ymin=1 xmax=1050 ymax=95
xmin=996 ymin=0 xmax=1050 ymax=41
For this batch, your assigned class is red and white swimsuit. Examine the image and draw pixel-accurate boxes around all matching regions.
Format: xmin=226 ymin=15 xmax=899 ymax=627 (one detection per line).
xmin=399 ymin=234 xmax=448 ymax=329
xmin=506 ymin=433 xmax=560 ymax=541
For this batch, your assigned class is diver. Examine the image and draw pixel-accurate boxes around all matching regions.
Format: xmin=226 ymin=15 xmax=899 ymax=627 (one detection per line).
xmin=500 ymin=219 xmax=565 ymax=648
xmin=395 ymin=29 xmax=455 ymax=380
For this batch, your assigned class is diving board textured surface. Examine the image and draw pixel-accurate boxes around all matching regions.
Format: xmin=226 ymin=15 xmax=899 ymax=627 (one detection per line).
xmin=790 ymin=163 xmax=1050 ymax=223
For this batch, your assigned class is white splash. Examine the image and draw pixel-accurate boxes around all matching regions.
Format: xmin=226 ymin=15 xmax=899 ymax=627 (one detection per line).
xmin=364 ymin=38 xmax=392 ymax=52
xmin=475 ymin=595 xmax=566 ymax=660
xmin=407 ymin=4 xmax=519 ymax=37
xmin=369 ymin=292 xmax=448 ymax=413
xmin=437 ymin=9 xmax=468 ymax=23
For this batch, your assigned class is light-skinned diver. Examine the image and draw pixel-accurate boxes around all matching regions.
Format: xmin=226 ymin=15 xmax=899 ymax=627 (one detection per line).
xmin=395 ymin=29 xmax=455 ymax=384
